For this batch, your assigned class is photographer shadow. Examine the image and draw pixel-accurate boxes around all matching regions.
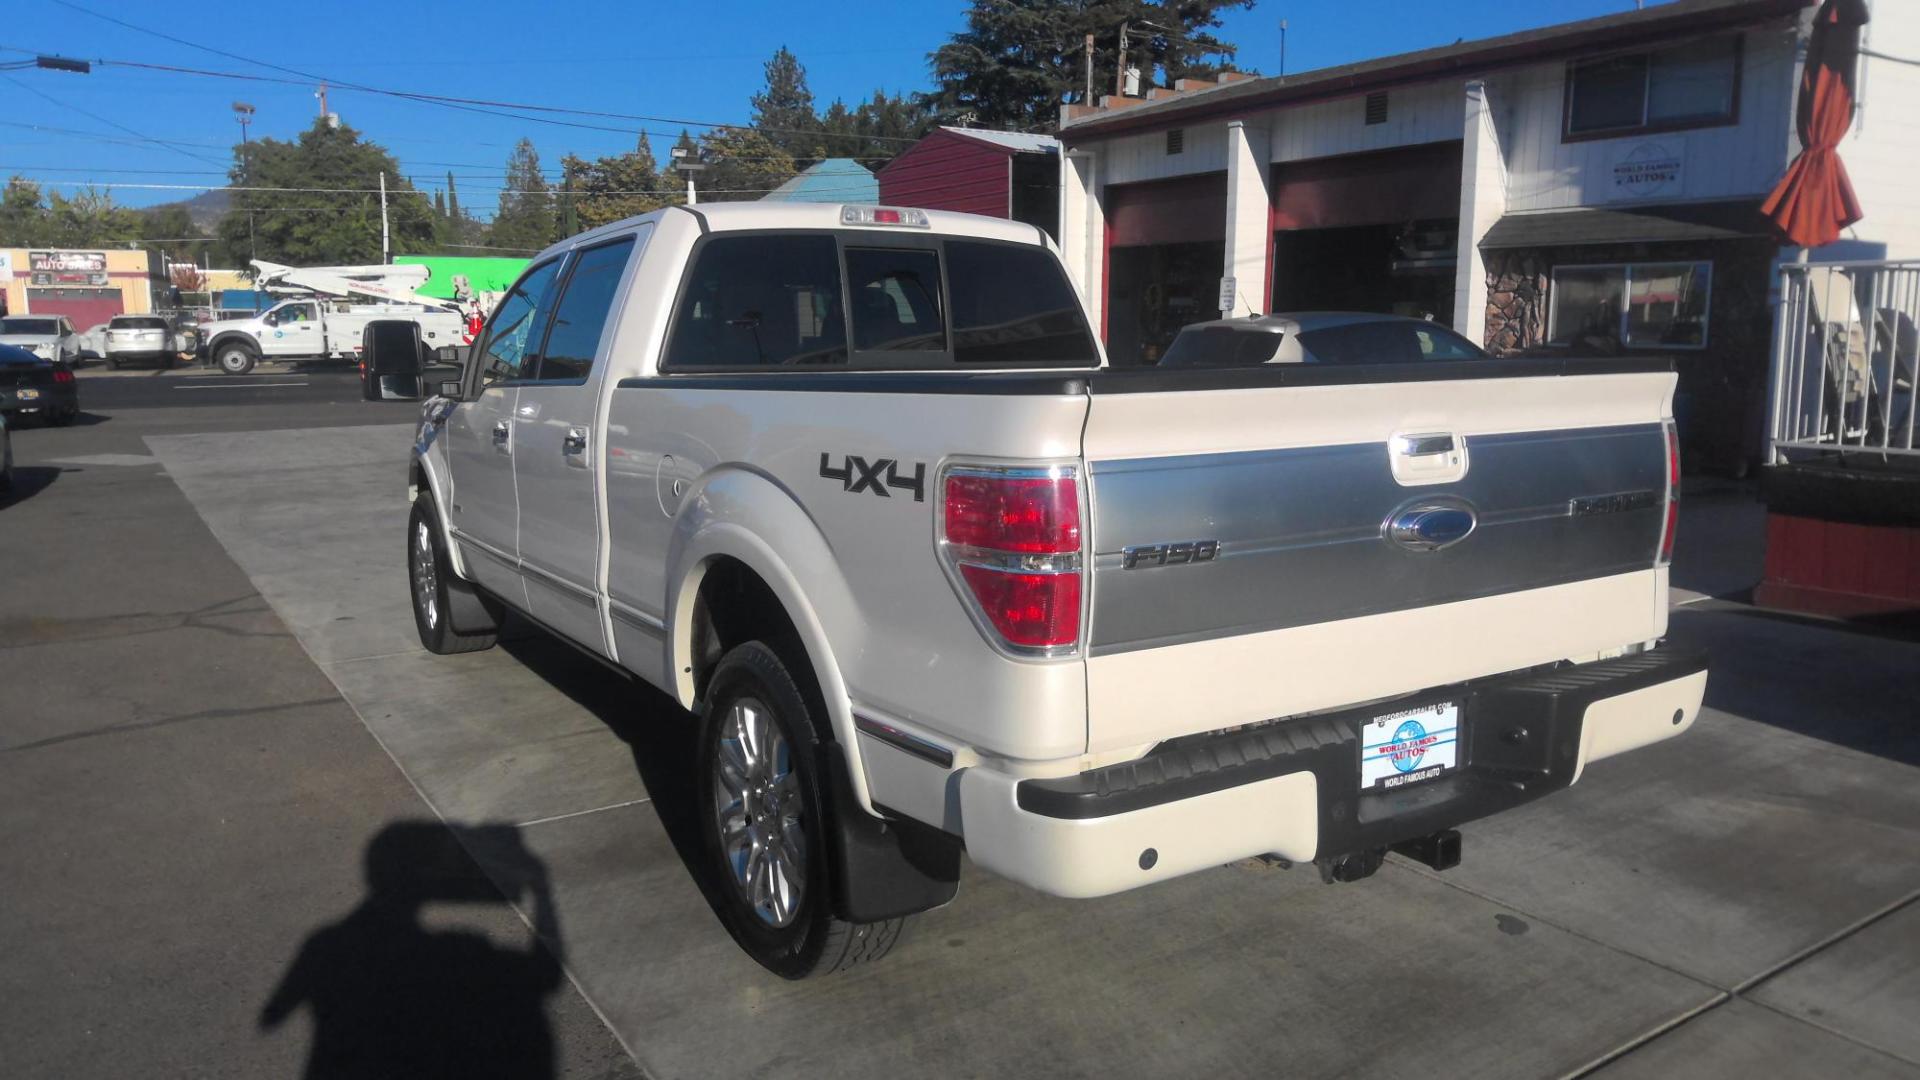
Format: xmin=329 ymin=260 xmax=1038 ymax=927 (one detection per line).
xmin=260 ymin=821 xmax=564 ymax=1080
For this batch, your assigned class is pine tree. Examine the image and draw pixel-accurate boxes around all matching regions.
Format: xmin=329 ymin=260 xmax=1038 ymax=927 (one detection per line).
xmin=750 ymin=47 xmax=822 ymax=159
xmin=488 ymin=138 xmax=557 ymax=252
xmin=928 ymin=0 xmax=1251 ymax=131
xmin=695 ymin=127 xmax=795 ymax=204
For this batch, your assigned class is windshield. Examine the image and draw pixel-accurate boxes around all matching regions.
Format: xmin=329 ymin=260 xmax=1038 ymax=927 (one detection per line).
xmin=0 ymin=318 xmax=60 ymax=336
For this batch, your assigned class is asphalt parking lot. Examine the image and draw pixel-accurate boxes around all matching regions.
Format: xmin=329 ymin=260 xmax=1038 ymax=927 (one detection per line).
xmin=2 ymin=368 xmax=1916 ymax=1078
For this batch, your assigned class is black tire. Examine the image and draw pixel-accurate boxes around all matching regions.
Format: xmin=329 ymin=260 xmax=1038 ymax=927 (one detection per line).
xmin=407 ymin=495 xmax=499 ymax=654
xmin=48 ymin=405 xmax=77 ymax=427
xmin=697 ymin=641 xmax=907 ymax=978
xmin=215 ymin=341 xmax=257 ymax=375
xmin=109 ymin=358 xmax=122 ymax=370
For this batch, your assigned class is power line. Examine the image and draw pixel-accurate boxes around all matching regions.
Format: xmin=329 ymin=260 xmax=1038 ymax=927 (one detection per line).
xmin=0 ymin=70 xmax=227 ymax=167
xmin=47 ymin=2 xmax=923 ymax=145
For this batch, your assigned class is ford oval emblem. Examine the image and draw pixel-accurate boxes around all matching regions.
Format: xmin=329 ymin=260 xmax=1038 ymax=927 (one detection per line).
xmin=1384 ymin=497 xmax=1478 ymax=552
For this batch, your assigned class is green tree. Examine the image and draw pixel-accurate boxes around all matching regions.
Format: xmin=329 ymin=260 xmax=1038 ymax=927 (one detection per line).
xmin=42 ymin=188 xmax=143 ymax=249
xmin=694 ymin=127 xmax=796 ymax=204
xmin=928 ymin=0 xmax=1251 ymax=131
xmin=751 ymin=47 xmax=821 ymax=158
xmin=819 ymin=90 xmax=930 ymax=163
xmin=561 ymin=137 xmax=676 ymax=230
xmin=0 ymin=177 xmax=49 ymax=247
xmin=216 ymin=119 xmax=436 ymax=264
xmin=487 ymin=138 xmax=557 ymax=252
xmin=434 ymin=171 xmax=485 ymax=252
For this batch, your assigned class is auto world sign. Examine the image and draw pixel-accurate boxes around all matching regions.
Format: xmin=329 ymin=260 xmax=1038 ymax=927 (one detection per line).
xmin=28 ymin=250 xmax=109 ymax=286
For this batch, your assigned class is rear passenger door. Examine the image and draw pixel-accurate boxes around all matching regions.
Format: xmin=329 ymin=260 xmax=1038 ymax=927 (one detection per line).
xmin=513 ymin=230 xmax=646 ymax=655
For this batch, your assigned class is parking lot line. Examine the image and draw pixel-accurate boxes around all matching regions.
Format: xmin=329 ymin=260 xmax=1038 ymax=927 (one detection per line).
xmin=173 ymin=382 xmax=311 ymax=390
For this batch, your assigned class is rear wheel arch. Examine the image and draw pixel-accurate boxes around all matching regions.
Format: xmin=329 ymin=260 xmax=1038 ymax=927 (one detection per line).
xmin=669 ymin=539 xmax=873 ymax=814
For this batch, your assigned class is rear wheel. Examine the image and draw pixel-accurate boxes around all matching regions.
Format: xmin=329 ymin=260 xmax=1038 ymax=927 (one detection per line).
xmin=48 ymin=404 xmax=77 ymax=427
xmin=216 ymin=341 xmax=257 ymax=375
xmin=407 ymin=495 xmax=499 ymax=654
xmin=697 ymin=641 xmax=907 ymax=978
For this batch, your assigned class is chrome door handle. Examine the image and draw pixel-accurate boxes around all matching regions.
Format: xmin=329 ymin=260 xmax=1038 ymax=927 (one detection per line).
xmin=492 ymin=419 xmax=511 ymax=452
xmin=562 ymin=426 xmax=588 ymax=455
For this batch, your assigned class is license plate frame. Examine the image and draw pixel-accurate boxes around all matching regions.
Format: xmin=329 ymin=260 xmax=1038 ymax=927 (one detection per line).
xmin=1358 ymin=700 xmax=1462 ymax=792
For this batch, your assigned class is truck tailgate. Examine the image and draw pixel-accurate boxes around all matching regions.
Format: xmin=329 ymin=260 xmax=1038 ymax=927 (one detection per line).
xmin=1080 ymin=365 xmax=1675 ymax=754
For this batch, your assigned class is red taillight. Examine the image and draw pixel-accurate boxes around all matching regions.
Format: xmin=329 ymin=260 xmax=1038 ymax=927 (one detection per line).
xmin=872 ymin=208 xmax=902 ymax=224
xmin=958 ymin=565 xmax=1082 ymax=649
xmin=944 ymin=473 xmax=1080 ymax=554
xmin=940 ymin=467 xmax=1082 ymax=652
xmin=53 ymin=368 xmax=74 ymax=384
xmin=1659 ymin=422 xmax=1680 ymax=565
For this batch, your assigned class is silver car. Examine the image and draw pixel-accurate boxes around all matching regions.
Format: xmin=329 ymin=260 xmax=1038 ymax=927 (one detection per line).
xmin=0 ymin=315 xmax=80 ymax=366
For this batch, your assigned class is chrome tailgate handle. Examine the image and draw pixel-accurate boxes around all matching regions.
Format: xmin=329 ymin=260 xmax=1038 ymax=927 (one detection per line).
xmin=1389 ymin=431 xmax=1467 ymax=486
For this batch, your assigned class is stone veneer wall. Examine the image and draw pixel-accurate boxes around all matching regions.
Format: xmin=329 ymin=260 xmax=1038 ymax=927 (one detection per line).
xmin=1477 ymin=237 xmax=1780 ymax=472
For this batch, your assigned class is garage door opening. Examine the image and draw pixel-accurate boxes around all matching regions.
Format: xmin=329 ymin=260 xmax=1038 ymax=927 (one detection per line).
xmin=1270 ymin=219 xmax=1458 ymax=325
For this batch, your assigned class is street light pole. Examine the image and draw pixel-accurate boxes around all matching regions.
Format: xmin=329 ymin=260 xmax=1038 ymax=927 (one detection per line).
xmin=233 ymin=102 xmax=256 ymax=258
xmin=379 ymin=171 xmax=390 ymax=263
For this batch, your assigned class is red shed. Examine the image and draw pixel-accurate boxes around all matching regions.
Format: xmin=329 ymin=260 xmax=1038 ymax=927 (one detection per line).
xmin=878 ymin=127 xmax=1060 ymax=239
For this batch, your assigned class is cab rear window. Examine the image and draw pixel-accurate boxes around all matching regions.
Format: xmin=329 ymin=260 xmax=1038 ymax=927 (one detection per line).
xmin=663 ymin=232 xmax=1097 ymax=370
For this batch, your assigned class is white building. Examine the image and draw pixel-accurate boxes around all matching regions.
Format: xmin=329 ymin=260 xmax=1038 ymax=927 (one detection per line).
xmin=1056 ymin=0 xmax=1917 ymax=470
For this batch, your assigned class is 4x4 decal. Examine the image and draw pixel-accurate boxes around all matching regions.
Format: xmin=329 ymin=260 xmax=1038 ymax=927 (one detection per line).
xmin=819 ymin=452 xmax=926 ymax=502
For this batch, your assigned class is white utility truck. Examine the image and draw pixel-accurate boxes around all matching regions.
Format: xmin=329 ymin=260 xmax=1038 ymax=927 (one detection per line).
xmin=203 ymin=261 xmax=473 ymax=374
xmin=405 ymin=202 xmax=1708 ymax=978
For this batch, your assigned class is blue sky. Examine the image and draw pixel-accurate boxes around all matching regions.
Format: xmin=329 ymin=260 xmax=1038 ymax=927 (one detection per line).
xmin=1 ymin=0 xmax=1637 ymax=214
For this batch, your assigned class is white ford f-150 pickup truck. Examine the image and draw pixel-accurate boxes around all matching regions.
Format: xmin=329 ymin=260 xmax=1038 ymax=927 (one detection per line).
xmin=407 ymin=201 xmax=1707 ymax=978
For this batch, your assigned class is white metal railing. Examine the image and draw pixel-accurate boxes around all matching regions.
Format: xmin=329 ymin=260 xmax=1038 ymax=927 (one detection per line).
xmin=1769 ymin=259 xmax=1920 ymax=463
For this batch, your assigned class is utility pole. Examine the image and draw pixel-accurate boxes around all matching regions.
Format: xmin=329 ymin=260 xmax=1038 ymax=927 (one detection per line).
xmin=379 ymin=171 xmax=391 ymax=263
xmin=1280 ymin=19 xmax=1288 ymax=76
xmin=1114 ymin=22 xmax=1130 ymax=98
xmin=1084 ymin=33 xmax=1095 ymax=103
xmin=317 ymin=81 xmax=328 ymax=118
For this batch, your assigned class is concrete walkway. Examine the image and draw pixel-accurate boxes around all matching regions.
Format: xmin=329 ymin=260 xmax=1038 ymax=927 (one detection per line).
xmin=146 ymin=423 xmax=1920 ymax=1079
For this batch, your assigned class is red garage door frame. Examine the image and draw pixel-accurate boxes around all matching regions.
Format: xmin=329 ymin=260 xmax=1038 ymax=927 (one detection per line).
xmin=26 ymin=287 xmax=126 ymax=328
xmin=1103 ymin=172 xmax=1228 ymax=341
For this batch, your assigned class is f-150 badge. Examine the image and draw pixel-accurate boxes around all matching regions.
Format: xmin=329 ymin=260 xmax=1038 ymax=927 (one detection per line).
xmin=819 ymin=452 xmax=927 ymax=502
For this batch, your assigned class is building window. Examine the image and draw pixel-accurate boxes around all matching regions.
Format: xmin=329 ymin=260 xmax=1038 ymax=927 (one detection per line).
xmin=1548 ymin=261 xmax=1712 ymax=350
xmin=1564 ymin=35 xmax=1739 ymax=139
xmin=1165 ymin=128 xmax=1184 ymax=155
xmin=1364 ymin=92 xmax=1389 ymax=125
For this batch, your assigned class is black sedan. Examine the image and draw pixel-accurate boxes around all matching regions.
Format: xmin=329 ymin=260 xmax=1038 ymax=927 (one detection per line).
xmin=0 ymin=342 xmax=80 ymax=426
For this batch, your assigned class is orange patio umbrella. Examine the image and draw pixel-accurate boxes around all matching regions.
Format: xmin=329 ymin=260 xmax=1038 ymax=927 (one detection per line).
xmin=1762 ymin=0 xmax=1869 ymax=248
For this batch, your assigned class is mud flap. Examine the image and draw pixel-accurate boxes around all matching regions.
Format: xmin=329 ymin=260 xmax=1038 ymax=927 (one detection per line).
xmin=821 ymin=748 xmax=961 ymax=922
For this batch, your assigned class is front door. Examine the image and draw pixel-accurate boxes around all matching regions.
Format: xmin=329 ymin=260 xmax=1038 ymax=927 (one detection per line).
xmin=513 ymin=231 xmax=645 ymax=654
xmin=264 ymin=301 xmax=322 ymax=357
xmin=445 ymin=257 xmax=565 ymax=608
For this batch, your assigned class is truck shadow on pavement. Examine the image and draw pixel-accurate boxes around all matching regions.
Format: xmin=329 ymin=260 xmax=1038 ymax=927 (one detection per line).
xmin=498 ymin=630 xmax=739 ymax=922
xmin=259 ymin=821 xmax=566 ymax=1080
xmin=1670 ymin=606 xmax=1920 ymax=767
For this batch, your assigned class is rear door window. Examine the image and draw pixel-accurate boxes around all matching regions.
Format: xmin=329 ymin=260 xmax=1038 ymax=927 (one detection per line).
xmin=944 ymin=240 xmax=1098 ymax=366
xmin=664 ymin=235 xmax=846 ymax=368
xmin=532 ymin=238 xmax=635 ymax=383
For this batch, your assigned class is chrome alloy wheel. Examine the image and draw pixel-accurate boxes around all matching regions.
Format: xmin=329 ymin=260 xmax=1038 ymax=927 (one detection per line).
xmin=412 ymin=519 xmax=439 ymax=631
xmin=712 ymin=698 xmax=806 ymax=928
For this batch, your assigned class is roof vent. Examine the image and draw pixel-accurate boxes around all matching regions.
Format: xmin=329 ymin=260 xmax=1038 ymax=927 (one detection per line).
xmin=1364 ymin=92 xmax=1389 ymax=126
xmin=1166 ymin=128 xmax=1185 ymax=155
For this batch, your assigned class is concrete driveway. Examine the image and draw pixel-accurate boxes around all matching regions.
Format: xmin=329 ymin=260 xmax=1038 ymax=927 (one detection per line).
xmin=140 ymin=422 xmax=1920 ymax=1079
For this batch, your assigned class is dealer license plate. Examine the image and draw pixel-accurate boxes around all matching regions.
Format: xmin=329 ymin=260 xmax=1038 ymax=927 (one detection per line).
xmin=17 ymin=388 xmax=39 ymax=401
xmin=1360 ymin=701 xmax=1461 ymax=791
